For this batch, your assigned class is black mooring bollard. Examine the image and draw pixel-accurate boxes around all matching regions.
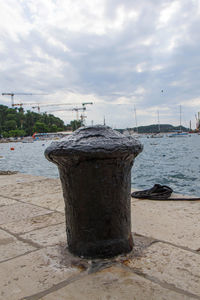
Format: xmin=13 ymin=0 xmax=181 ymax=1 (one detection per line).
xmin=45 ymin=125 xmax=143 ymax=258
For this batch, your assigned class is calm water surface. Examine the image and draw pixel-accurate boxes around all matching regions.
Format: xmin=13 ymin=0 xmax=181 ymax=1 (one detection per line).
xmin=0 ymin=135 xmax=200 ymax=196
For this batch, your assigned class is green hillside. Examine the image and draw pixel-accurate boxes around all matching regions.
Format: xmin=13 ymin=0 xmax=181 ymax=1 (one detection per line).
xmin=127 ymin=124 xmax=190 ymax=133
xmin=0 ymin=104 xmax=82 ymax=138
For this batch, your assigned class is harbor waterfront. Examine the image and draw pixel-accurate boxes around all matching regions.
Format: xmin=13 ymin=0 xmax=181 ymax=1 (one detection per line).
xmin=0 ymin=133 xmax=200 ymax=197
xmin=1 ymin=131 xmax=200 ymax=299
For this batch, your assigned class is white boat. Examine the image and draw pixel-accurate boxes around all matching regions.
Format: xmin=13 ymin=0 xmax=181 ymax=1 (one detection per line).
xmin=150 ymin=133 xmax=164 ymax=138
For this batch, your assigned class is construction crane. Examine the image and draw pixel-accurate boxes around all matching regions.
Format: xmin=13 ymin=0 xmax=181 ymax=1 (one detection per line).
xmin=1 ymin=92 xmax=47 ymax=106
xmin=32 ymin=104 xmax=41 ymax=113
xmin=32 ymin=102 xmax=93 ymax=114
xmin=13 ymin=102 xmax=40 ymax=108
xmin=39 ymin=101 xmax=93 ymax=108
xmin=48 ymin=107 xmax=86 ymax=121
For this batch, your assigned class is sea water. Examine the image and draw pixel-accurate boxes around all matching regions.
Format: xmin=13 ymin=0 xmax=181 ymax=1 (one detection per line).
xmin=132 ymin=134 xmax=200 ymax=196
xmin=0 ymin=134 xmax=200 ymax=196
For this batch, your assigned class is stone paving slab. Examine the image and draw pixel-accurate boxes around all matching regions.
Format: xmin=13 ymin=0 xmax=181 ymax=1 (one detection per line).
xmin=24 ymin=193 xmax=65 ymax=212
xmin=125 ymin=242 xmax=200 ymax=297
xmin=0 ymin=173 xmax=48 ymax=187
xmin=131 ymin=198 xmax=200 ymax=250
xmin=20 ymin=223 xmax=66 ymax=247
xmin=0 ymin=202 xmax=52 ymax=225
xmin=0 ymin=178 xmax=62 ymax=199
xmin=0 ymin=246 xmax=83 ymax=300
xmin=39 ymin=266 xmax=192 ymax=300
xmin=1 ymin=212 xmax=65 ymax=235
xmin=0 ymin=229 xmax=36 ymax=262
xmin=0 ymin=196 xmax=18 ymax=206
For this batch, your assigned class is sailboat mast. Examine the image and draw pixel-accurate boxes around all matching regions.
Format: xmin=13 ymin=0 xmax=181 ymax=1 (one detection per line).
xmin=134 ymin=105 xmax=138 ymax=133
xmin=157 ymin=110 xmax=160 ymax=132
xmin=180 ymin=105 xmax=182 ymax=132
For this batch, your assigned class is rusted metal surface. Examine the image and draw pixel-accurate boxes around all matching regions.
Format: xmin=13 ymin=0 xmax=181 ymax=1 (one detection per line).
xmin=45 ymin=125 xmax=143 ymax=258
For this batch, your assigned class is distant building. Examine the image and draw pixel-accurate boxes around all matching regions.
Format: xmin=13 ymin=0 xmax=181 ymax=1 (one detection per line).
xmin=33 ymin=131 xmax=73 ymax=140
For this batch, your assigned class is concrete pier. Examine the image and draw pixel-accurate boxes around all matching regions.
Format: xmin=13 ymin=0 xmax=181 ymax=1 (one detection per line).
xmin=0 ymin=173 xmax=200 ymax=299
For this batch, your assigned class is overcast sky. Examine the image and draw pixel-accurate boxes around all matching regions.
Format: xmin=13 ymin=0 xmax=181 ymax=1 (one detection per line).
xmin=0 ymin=0 xmax=200 ymax=129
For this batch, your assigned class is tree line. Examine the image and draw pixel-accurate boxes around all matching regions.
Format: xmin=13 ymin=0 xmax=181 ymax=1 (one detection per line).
xmin=0 ymin=105 xmax=82 ymax=138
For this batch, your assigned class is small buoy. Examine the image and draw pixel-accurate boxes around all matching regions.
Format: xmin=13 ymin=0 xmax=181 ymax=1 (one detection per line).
xmin=10 ymin=147 xmax=15 ymax=151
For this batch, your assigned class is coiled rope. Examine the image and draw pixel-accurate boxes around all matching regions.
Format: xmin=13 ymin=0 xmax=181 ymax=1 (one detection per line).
xmin=131 ymin=184 xmax=200 ymax=201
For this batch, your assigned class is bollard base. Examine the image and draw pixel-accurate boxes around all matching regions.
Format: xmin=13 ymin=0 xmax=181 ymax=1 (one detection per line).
xmin=68 ymin=235 xmax=133 ymax=259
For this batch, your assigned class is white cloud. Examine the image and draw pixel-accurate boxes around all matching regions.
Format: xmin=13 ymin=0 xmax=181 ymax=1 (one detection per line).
xmin=181 ymin=98 xmax=200 ymax=108
xmin=136 ymin=63 xmax=146 ymax=73
xmin=23 ymin=0 xmax=139 ymax=36
xmin=0 ymin=0 xmax=200 ymax=128
xmin=151 ymin=65 xmax=164 ymax=71
xmin=158 ymin=1 xmax=180 ymax=27
xmin=0 ymin=1 xmax=31 ymax=41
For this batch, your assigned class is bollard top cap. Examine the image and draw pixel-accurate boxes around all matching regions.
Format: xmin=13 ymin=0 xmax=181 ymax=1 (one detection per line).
xmin=45 ymin=125 xmax=143 ymax=162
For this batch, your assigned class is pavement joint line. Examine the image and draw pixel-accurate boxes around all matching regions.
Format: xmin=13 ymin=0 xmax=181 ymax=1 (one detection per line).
xmin=20 ymin=271 xmax=89 ymax=300
xmin=133 ymin=232 xmax=200 ymax=255
xmin=0 ymin=226 xmax=42 ymax=249
xmin=0 ymin=195 xmax=21 ymax=200
xmin=156 ymin=238 xmax=200 ymax=255
xmin=0 ymin=210 xmax=65 ymax=235
xmin=0 ymin=203 xmax=18 ymax=208
xmin=0 ymin=248 xmax=40 ymax=264
xmin=120 ymin=264 xmax=200 ymax=300
xmin=17 ymin=221 xmax=66 ymax=235
xmin=0 ymin=194 xmax=65 ymax=214
xmin=1 ymin=209 xmax=63 ymax=221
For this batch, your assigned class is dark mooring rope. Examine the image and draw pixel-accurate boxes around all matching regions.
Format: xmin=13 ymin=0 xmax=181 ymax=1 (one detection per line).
xmin=131 ymin=184 xmax=200 ymax=201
